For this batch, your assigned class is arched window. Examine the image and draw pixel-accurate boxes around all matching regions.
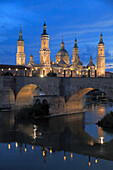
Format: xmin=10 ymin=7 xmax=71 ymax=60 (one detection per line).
xmin=42 ymin=99 xmax=48 ymax=105
xmin=35 ymin=99 xmax=41 ymax=104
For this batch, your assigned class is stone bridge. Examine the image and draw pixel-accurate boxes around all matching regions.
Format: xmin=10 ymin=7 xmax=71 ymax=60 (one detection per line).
xmin=0 ymin=76 xmax=113 ymax=113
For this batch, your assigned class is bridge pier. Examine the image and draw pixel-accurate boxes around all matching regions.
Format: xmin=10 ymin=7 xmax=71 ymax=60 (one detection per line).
xmin=0 ymin=87 xmax=15 ymax=109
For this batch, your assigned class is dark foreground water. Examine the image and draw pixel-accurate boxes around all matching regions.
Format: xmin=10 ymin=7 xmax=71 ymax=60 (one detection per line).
xmin=0 ymin=103 xmax=113 ymax=170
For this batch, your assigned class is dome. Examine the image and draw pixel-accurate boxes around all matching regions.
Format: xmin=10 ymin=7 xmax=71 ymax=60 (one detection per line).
xmin=77 ymin=60 xmax=83 ymax=66
xmin=56 ymin=49 xmax=69 ymax=58
xmin=87 ymin=56 xmax=95 ymax=67
xmin=58 ymin=57 xmax=67 ymax=65
xmin=57 ymin=57 xmax=67 ymax=67
xmin=27 ymin=53 xmax=36 ymax=67
xmin=76 ymin=57 xmax=83 ymax=69
xmin=56 ymin=38 xmax=69 ymax=64
xmin=87 ymin=61 xmax=95 ymax=67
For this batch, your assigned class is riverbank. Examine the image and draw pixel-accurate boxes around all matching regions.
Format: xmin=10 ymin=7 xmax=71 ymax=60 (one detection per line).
xmin=97 ymin=111 xmax=113 ymax=129
xmin=15 ymin=103 xmax=49 ymax=122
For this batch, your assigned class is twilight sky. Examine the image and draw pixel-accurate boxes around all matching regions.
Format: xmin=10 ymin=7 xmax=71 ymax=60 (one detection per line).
xmin=0 ymin=0 xmax=113 ymax=71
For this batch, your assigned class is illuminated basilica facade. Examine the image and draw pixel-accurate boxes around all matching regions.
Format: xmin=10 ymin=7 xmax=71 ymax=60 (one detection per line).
xmin=16 ymin=21 xmax=105 ymax=78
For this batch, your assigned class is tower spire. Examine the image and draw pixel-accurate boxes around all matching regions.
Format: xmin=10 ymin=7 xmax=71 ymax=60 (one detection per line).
xmin=90 ymin=55 xmax=92 ymax=62
xmin=62 ymin=36 xmax=64 ymax=43
xmin=74 ymin=35 xmax=78 ymax=48
xmin=99 ymin=30 xmax=103 ymax=43
xmin=42 ymin=18 xmax=48 ymax=35
xmin=18 ymin=25 xmax=23 ymax=41
xmin=30 ymin=52 xmax=33 ymax=62
xmin=44 ymin=17 xmax=46 ymax=24
xmin=61 ymin=36 xmax=64 ymax=49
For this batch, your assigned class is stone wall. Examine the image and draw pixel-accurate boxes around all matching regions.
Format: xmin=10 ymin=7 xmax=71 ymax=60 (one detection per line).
xmin=33 ymin=95 xmax=65 ymax=115
xmin=1 ymin=76 xmax=113 ymax=112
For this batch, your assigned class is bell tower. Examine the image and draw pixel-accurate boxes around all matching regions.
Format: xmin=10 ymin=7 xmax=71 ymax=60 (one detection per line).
xmin=72 ymin=36 xmax=79 ymax=63
xmin=97 ymin=32 xmax=105 ymax=77
xmin=39 ymin=19 xmax=50 ymax=76
xmin=16 ymin=26 xmax=25 ymax=65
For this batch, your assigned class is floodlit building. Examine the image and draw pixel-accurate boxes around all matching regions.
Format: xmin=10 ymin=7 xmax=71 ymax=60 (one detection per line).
xmin=16 ymin=20 xmax=106 ymax=78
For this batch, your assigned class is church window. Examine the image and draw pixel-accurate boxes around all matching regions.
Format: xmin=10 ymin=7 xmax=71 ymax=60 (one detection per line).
xmin=44 ymin=40 xmax=46 ymax=48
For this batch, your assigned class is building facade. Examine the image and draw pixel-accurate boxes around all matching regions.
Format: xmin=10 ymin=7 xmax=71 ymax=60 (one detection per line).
xmin=17 ymin=20 xmax=105 ymax=78
xmin=0 ymin=64 xmax=30 ymax=76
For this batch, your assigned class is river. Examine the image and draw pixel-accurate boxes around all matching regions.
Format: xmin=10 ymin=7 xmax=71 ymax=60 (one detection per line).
xmin=0 ymin=102 xmax=113 ymax=170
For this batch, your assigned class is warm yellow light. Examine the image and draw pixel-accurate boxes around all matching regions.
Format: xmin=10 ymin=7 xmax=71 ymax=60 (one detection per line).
xmin=25 ymin=147 xmax=27 ymax=152
xmin=43 ymin=151 xmax=45 ymax=156
xmin=16 ymin=68 xmax=18 ymax=71
xmin=25 ymin=68 xmax=27 ymax=71
xmin=95 ymin=68 xmax=97 ymax=70
xmin=32 ymin=146 xmax=34 ymax=150
xmin=8 ymin=68 xmax=11 ymax=71
xmin=89 ymin=162 xmax=91 ymax=166
xmin=1 ymin=69 xmax=3 ymax=71
xmin=8 ymin=144 xmax=10 ymax=150
xmin=71 ymin=153 xmax=73 ymax=158
xmin=50 ymin=149 xmax=52 ymax=154
xmin=76 ymin=70 xmax=78 ymax=74
xmin=64 ymin=156 xmax=66 ymax=161
xmin=88 ymin=67 xmax=90 ymax=70
xmin=95 ymin=158 xmax=98 ymax=163
xmin=16 ymin=142 xmax=18 ymax=148
xmin=100 ymin=137 xmax=104 ymax=144
xmin=40 ymin=75 xmax=44 ymax=78
xmin=32 ymin=68 xmax=34 ymax=71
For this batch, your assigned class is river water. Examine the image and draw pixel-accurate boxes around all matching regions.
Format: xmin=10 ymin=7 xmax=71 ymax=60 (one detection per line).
xmin=0 ymin=103 xmax=113 ymax=170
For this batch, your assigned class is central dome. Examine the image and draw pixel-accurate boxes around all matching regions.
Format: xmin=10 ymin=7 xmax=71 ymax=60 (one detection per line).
xmin=56 ymin=38 xmax=69 ymax=65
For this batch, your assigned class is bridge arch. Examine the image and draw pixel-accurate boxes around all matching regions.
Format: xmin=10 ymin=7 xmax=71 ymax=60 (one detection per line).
xmin=16 ymin=84 xmax=46 ymax=107
xmin=65 ymin=88 xmax=96 ymax=112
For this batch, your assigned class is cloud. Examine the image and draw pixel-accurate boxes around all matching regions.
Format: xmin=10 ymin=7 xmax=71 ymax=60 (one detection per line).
xmin=106 ymin=63 xmax=113 ymax=69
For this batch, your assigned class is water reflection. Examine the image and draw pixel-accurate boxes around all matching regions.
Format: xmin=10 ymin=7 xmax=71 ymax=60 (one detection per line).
xmin=0 ymin=104 xmax=113 ymax=169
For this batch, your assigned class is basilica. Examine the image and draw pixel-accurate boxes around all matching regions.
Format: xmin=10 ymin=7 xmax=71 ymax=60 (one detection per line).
xmin=16 ymin=20 xmax=105 ymax=78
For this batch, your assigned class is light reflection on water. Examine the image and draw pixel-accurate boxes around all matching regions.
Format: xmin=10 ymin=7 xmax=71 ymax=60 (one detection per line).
xmin=85 ymin=103 xmax=113 ymax=142
xmin=0 ymin=103 xmax=113 ymax=169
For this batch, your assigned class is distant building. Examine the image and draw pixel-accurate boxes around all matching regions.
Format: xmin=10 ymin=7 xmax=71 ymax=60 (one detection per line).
xmin=17 ymin=20 xmax=105 ymax=78
xmin=105 ymin=71 xmax=113 ymax=78
xmin=0 ymin=64 xmax=30 ymax=76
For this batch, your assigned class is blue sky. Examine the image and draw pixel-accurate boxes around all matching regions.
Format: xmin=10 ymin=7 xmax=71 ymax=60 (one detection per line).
xmin=0 ymin=0 xmax=113 ymax=71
